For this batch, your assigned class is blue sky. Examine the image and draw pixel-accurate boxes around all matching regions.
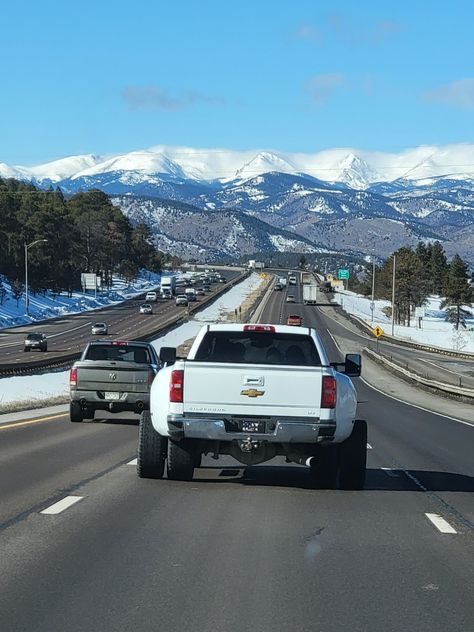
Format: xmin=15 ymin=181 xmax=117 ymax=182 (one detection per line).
xmin=1 ymin=0 xmax=474 ymax=164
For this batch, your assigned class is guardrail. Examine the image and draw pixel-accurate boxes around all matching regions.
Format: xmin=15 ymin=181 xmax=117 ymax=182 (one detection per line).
xmin=0 ymin=271 xmax=249 ymax=378
xmin=332 ymin=300 xmax=474 ymax=360
xmin=363 ymin=347 xmax=474 ymax=402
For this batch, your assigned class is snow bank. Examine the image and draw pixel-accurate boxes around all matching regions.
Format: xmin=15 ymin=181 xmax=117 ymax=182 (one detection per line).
xmin=333 ymin=290 xmax=474 ymax=353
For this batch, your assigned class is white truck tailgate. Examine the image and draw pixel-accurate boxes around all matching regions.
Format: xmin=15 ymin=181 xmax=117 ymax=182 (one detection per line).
xmin=183 ymin=362 xmax=322 ymax=418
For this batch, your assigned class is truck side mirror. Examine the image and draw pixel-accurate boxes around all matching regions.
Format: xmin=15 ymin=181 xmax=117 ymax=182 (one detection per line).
xmin=344 ymin=353 xmax=361 ymax=377
xmin=159 ymin=346 xmax=176 ymax=364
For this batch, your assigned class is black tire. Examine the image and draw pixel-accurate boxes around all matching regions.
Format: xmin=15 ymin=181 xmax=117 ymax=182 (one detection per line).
xmin=24 ymin=348 xmax=30 ymax=352
xmin=338 ymin=420 xmax=367 ymax=490
xmin=42 ymin=346 xmax=47 ymax=352
xmin=70 ymin=401 xmax=84 ymax=423
xmin=193 ymin=452 xmax=202 ymax=468
xmin=310 ymin=446 xmax=340 ymax=489
xmin=167 ymin=439 xmax=195 ymax=481
xmin=137 ymin=411 xmax=167 ymax=479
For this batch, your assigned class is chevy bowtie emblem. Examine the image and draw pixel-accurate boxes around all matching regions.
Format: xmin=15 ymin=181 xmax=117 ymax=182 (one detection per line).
xmin=240 ymin=389 xmax=265 ymax=398
xmin=109 ymin=372 xmax=117 ymax=381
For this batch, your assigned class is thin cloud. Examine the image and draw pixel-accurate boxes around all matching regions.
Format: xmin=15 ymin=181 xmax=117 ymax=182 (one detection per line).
xmin=328 ymin=13 xmax=403 ymax=45
xmin=294 ymin=23 xmax=321 ymax=42
xmin=305 ymin=73 xmax=345 ymax=105
xmin=422 ymin=78 xmax=474 ymax=110
xmin=122 ymin=85 xmax=226 ymax=111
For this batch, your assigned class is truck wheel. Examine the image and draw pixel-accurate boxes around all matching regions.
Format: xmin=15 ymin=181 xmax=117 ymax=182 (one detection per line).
xmin=167 ymin=440 xmax=195 ymax=481
xmin=310 ymin=446 xmax=339 ymax=489
xmin=338 ymin=419 xmax=367 ymax=490
xmin=137 ymin=411 xmax=167 ymax=479
xmin=70 ymin=401 xmax=83 ymax=423
xmin=194 ymin=452 xmax=202 ymax=468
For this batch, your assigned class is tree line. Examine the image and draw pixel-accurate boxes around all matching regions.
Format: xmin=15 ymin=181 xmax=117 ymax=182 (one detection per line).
xmin=350 ymin=242 xmax=473 ymax=330
xmin=0 ymin=178 xmax=171 ymax=301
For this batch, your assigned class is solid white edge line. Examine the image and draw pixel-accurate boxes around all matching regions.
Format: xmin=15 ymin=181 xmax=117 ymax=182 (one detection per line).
xmin=381 ymin=467 xmax=399 ymax=477
xmin=418 ymin=357 xmax=462 ymax=377
xmin=40 ymin=495 xmax=83 ymax=515
xmin=425 ymin=513 xmax=457 ymax=534
xmin=360 ymin=377 xmax=474 ymax=428
xmin=326 ymin=329 xmax=342 ymax=354
xmin=127 ymin=458 xmax=138 ymax=465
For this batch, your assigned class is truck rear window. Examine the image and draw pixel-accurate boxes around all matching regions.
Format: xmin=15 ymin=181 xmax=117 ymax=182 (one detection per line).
xmin=194 ymin=332 xmax=321 ymax=366
xmin=85 ymin=345 xmax=151 ymax=363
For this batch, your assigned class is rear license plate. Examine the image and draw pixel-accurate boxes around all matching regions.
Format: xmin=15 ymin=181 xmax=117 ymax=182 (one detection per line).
xmin=237 ymin=420 xmax=265 ymax=433
xmin=105 ymin=392 xmax=120 ymax=400
xmin=241 ymin=421 xmax=263 ymax=433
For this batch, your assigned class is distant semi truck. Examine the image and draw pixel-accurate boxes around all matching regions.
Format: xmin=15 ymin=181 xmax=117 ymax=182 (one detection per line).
xmin=160 ymin=275 xmax=176 ymax=296
xmin=303 ymin=285 xmax=318 ymax=305
xmin=301 ymin=272 xmax=313 ymax=285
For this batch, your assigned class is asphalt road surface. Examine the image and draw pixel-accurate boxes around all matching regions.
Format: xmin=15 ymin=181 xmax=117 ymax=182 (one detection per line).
xmin=0 ymin=278 xmax=472 ymax=632
xmin=0 ymin=272 xmax=240 ymax=370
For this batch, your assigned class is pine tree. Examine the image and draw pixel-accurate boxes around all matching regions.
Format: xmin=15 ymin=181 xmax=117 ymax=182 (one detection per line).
xmin=441 ymin=255 xmax=473 ymax=330
xmin=430 ymin=241 xmax=448 ymax=295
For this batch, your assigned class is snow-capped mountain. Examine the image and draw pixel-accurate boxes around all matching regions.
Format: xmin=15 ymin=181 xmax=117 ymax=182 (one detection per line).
xmin=5 ymin=142 xmax=474 ymax=190
xmin=231 ymin=152 xmax=298 ymax=183
xmin=116 ymin=196 xmax=326 ymax=261
xmin=3 ymin=143 xmax=474 ymax=264
xmin=331 ymin=153 xmax=381 ymax=189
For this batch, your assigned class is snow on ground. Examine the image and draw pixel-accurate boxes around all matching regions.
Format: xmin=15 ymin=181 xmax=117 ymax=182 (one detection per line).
xmin=333 ymin=290 xmax=474 ymax=353
xmin=0 ymin=271 xmax=164 ymax=329
xmin=0 ymin=274 xmax=263 ymax=406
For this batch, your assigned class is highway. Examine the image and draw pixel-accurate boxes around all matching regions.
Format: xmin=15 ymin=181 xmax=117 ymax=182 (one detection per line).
xmin=0 ymin=276 xmax=472 ymax=632
xmin=0 ymin=271 xmax=241 ymax=373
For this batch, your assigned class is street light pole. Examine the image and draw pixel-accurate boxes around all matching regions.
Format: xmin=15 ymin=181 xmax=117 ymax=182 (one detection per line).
xmin=371 ymin=256 xmax=376 ymax=324
xmin=391 ymin=254 xmax=396 ymax=336
xmin=24 ymin=239 xmax=48 ymax=316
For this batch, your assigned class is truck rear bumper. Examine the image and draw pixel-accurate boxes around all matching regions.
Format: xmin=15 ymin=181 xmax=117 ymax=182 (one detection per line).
xmin=167 ymin=415 xmax=336 ymax=443
xmin=71 ymin=391 xmax=149 ymax=413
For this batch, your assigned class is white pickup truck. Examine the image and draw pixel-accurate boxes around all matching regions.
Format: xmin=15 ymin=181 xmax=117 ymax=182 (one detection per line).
xmin=137 ymin=324 xmax=367 ymax=489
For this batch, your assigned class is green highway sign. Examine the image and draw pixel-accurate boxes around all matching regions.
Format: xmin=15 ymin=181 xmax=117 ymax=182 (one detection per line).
xmin=338 ymin=269 xmax=350 ymax=280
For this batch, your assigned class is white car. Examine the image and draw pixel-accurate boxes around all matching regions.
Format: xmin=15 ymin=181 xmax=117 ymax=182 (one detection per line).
xmin=286 ymin=294 xmax=296 ymax=303
xmin=175 ymin=295 xmax=189 ymax=306
xmin=140 ymin=303 xmax=153 ymax=314
xmin=91 ymin=322 xmax=108 ymax=335
xmin=145 ymin=291 xmax=158 ymax=302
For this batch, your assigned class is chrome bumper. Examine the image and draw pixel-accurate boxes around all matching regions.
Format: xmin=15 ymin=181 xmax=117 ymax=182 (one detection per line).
xmin=167 ymin=415 xmax=336 ymax=443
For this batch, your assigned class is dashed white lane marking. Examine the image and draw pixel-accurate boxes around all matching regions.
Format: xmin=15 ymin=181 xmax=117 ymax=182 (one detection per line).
xmin=425 ymin=513 xmax=457 ymax=534
xmin=367 ymin=443 xmax=373 ymax=449
xmin=326 ymin=329 xmax=342 ymax=354
xmin=127 ymin=458 xmax=138 ymax=465
xmin=381 ymin=467 xmax=399 ymax=477
xmin=40 ymin=496 xmax=83 ymax=515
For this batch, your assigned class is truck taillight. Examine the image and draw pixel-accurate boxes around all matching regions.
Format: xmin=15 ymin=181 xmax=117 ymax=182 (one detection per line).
xmin=69 ymin=367 xmax=77 ymax=387
xmin=169 ymin=370 xmax=184 ymax=403
xmin=321 ymin=376 xmax=336 ymax=409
